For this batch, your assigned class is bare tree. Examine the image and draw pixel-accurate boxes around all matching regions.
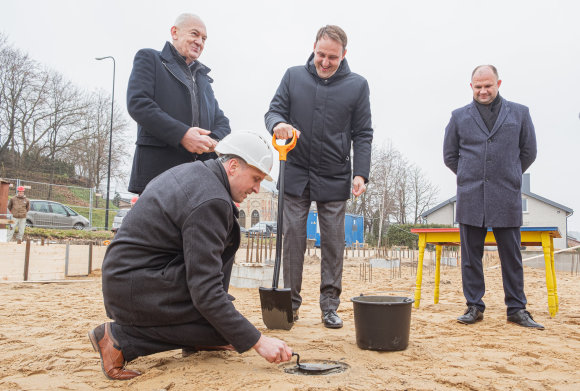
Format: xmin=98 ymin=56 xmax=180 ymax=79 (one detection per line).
xmin=0 ymin=41 xmax=39 ymax=163
xmin=348 ymin=142 xmax=402 ymax=245
xmin=1 ymin=35 xmax=130 ymax=194
xmin=393 ymin=156 xmax=410 ymax=224
xmin=69 ymin=91 xmax=129 ymax=202
xmin=347 ymin=141 xmax=440 ymax=245
xmin=43 ymin=71 xmax=89 ymax=198
xmin=409 ymin=164 xmax=439 ymax=223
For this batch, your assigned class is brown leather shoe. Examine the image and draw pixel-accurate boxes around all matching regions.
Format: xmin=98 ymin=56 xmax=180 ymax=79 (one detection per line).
xmin=182 ymin=344 xmax=235 ymax=358
xmin=88 ymin=323 xmax=141 ymax=380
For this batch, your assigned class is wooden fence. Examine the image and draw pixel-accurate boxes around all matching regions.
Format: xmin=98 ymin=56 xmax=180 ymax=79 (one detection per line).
xmin=0 ymin=240 xmax=106 ymax=282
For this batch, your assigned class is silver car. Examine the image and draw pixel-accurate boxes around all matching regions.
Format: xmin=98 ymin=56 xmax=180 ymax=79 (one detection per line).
xmin=247 ymin=221 xmax=277 ymax=237
xmin=26 ymin=200 xmax=90 ymax=230
xmin=111 ymin=209 xmax=130 ymax=232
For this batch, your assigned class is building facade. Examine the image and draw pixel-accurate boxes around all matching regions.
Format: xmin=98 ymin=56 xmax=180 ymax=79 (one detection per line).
xmin=422 ymin=174 xmax=573 ymax=249
xmin=237 ymin=184 xmax=277 ymax=229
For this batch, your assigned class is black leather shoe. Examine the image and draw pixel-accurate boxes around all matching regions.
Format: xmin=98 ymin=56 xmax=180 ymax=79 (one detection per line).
xmin=293 ymin=309 xmax=299 ymax=322
xmin=457 ymin=306 xmax=483 ymax=324
xmin=322 ymin=310 xmax=343 ymax=329
xmin=507 ymin=310 xmax=544 ymax=329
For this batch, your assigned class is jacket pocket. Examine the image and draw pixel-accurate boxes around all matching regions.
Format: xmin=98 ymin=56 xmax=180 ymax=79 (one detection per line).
xmin=509 ymin=162 xmax=523 ymax=189
xmin=456 ymin=157 xmax=475 ymax=187
xmin=137 ymin=133 xmax=168 ymax=147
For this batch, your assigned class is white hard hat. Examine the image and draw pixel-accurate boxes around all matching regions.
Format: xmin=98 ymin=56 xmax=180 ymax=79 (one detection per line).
xmin=215 ymin=131 xmax=273 ymax=181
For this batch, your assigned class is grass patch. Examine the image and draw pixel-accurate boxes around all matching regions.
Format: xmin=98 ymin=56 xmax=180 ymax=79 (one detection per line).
xmin=25 ymin=227 xmax=114 ymax=240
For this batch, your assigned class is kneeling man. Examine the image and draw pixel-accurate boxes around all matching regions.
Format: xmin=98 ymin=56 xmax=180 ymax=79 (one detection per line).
xmin=89 ymin=131 xmax=292 ymax=380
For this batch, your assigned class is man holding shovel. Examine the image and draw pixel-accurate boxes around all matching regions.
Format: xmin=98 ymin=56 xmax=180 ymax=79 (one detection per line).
xmin=89 ymin=131 xmax=292 ymax=380
xmin=265 ymin=25 xmax=373 ymax=328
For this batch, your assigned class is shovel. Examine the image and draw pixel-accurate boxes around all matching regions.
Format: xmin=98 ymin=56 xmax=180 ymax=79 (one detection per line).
xmin=259 ymin=129 xmax=298 ymax=330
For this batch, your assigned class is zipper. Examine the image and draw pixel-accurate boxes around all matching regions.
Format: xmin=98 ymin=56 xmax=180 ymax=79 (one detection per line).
xmin=162 ymin=61 xmax=196 ymax=126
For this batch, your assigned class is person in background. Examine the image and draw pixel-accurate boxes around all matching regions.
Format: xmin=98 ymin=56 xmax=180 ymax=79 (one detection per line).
xmin=7 ymin=186 xmax=30 ymax=243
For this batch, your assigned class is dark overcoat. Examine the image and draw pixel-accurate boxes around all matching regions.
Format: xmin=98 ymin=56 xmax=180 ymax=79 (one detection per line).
xmin=102 ymin=160 xmax=260 ymax=353
xmin=443 ymin=99 xmax=537 ymax=227
xmin=127 ymin=42 xmax=231 ymax=194
xmin=264 ymin=54 xmax=373 ymax=202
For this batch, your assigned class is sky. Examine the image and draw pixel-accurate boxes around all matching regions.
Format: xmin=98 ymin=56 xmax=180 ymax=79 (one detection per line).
xmin=1 ymin=0 xmax=579 ymax=232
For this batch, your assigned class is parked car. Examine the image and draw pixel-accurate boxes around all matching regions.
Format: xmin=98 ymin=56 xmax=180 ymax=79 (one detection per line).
xmin=26 ymin=200 xmax=90 ymax=230
xmin=111 ymin=209 xmax=130 ymax=233
xmin=247 ymin=221 xmax=277 ymax=237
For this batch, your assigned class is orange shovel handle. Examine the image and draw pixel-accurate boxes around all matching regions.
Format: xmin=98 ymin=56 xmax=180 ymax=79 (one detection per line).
xmin=272 ymin=129 xmax=298 ymax=161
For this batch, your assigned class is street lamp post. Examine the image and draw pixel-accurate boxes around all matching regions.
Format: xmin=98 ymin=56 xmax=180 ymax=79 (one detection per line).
xmin=95 ymin=56 xmax=115 ymax=230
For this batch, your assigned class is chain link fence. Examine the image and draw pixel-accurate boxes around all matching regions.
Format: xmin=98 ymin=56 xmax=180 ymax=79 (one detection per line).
xmin=3 ymin=178 xmax=133 ymax=230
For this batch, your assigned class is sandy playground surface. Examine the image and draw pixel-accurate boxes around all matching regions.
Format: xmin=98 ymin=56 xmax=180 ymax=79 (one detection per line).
xmin=1 ymin=255 xmax=579 ymax=391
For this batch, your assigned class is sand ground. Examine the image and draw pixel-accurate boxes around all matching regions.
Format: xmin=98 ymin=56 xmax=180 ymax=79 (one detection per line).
xmin=1 ymin=255 xmax=579 ymax=391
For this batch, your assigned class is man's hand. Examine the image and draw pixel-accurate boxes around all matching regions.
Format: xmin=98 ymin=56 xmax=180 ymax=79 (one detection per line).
xmin=273 ymin=123 xmax=301 ymax=140
xmin=252 ymin=335 xmax=292 ymax=364
xmin=352 ymin=176 xmax=367 ymax=197
xmin=180 ymin=127 xmax=218 ymax=154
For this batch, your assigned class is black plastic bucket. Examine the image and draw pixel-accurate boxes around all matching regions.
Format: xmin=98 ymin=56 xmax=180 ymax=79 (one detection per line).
xmin=351 ymin=295 xmax=414 ymax=351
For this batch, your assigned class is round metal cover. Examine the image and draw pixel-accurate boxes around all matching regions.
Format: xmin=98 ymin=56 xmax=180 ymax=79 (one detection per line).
xmin=281 ymin=359 xmax=349 ymax=376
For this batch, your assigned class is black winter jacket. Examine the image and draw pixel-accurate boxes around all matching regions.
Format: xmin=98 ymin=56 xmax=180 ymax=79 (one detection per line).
xmin=127 ymin=42 xmax=231 ymax=194
xmin=265 ymin=54 xmax=373 ymax=202
xmin=102 ymin=160 xmax=260 ymax=353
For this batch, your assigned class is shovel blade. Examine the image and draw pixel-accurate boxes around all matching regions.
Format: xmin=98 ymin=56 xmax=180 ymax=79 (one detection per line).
xmin=259 ymin=287 xmax=294 ymax=330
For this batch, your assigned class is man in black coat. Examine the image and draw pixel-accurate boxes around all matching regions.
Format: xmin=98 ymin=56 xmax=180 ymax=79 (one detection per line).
xmin=265 ymin=25 xmax=373 ymax=328
xmin=127 ymin=13 xmax=231 ymax=194
xmin=89 ymin=132 xmax=292 ymax=380
xmin=443 ymin=65 xmax=543 ymax=329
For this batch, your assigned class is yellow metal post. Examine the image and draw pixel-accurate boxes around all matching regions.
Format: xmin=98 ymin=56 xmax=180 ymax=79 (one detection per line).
xmin=550 ymin=236 xmax=558 ymax=314
xmin=434 ymin=245 xmax=442 ymax=304
xmin=541 ymin=232 xmax=557 ymax=317
xmin=414 ymin=234 xmax=426 ymax=308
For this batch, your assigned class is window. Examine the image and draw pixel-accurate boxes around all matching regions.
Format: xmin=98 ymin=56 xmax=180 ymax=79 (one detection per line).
xmin=239 ymin=210 xmax=246 ymax=227
xmin=251 ymin=210 xmax=259 ymax=226
xmin=522 ymin=198 xmax=528 ymax=213
xmin=50 ymin=203 xmax=68 ymax=216
xmin=64 ymin=205 xmax=78 ymax=216
xmin=32 ymin=201 xmax=50 ymax=213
